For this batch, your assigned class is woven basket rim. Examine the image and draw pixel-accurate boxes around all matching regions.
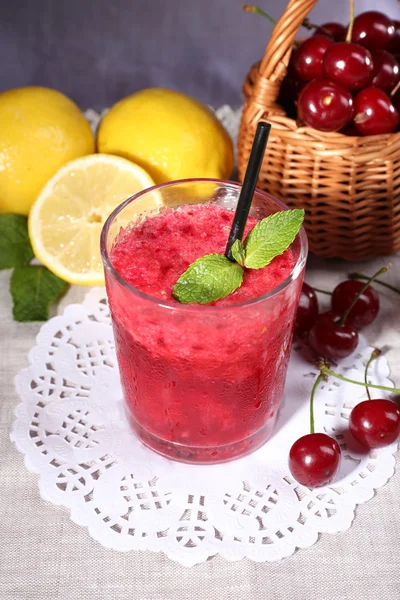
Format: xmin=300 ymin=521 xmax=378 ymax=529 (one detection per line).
xmin=243 ymin=59 xmax=400 ymax=149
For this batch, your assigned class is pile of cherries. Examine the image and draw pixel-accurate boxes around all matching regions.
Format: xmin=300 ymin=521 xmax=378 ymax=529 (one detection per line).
xmin=279 ymin=10 xmax=400 ymax=134
xmin=288 ymin=270 xmax=400 ymax=488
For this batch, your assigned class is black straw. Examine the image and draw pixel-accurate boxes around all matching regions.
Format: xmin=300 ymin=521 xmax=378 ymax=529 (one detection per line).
xmin=225 ymin=121 xmax=271 ymax=260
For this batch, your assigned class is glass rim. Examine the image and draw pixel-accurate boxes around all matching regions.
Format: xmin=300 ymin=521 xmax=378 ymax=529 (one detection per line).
xmin=100 ymin=177 xmax=308 ymax=311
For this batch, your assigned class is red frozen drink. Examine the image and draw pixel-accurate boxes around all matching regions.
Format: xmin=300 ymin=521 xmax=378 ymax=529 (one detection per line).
xmin=101 ymin=179 xmax=307 ymax=463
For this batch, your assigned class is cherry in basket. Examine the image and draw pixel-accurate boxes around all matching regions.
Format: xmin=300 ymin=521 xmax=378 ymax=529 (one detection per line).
xmin=351 ymin=11 xmax=395 ymax=51
xmin=323 ymin=42 xmax=373 ymax=90
xmin=370 ymin=50 xmax=400 ymax=94
xmin=314 ymin=22 xmax=347 ymax=42
xmin=387 ymin=20 xmax=400 ymax=57
xmin=293 ymin=35 xmax=333 ymax=81
xmin=353 ymin=87 xmax=399 ymax=135
xmin=297 ymin=78 xmax=353 ymax=132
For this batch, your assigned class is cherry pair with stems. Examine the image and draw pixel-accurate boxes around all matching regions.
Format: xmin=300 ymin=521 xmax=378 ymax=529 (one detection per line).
xmin=289 ymin=350 xmax=400 ymax=488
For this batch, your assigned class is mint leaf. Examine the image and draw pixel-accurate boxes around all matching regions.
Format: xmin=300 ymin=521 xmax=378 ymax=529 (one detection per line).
xmin=10 ymin=266 xmax=68 ymax=322
xmin=0 ymin=214 xmax=34 ymax=269
xmin=173 ymin=254 xmax=244 ymax=304
xmin=172 ymin=208 xmax=303 ymax=304
xmin=243 ymin=209 xmax=304 ymax=269
xmin=231 ymin=239 xmax=246 ymax=266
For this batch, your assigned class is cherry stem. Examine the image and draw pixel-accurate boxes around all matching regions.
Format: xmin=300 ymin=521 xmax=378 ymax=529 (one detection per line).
xmin=302 ymin=18 xmax=331 ymax=35
xmin=319 ymin=363 xmax=400 ymax=395
xmin=309 ymin=373 xmax=324 ymax=434
xmin=242 ymin=4 xmax=323 ymax=32
xmin=241 ymin=5 xmax=304 ymax=46
xmin=346 ymin=0 xmax=355 ymax=43
xmin=337 ymin=264 xmax=391 ymax=327
xmin=349 ymin=272 xmax=400 ymax=295
xmin=391 ymin=79 xmax=400 ymax=97
xmin=312 ymin=286 xmax=332 ymax=296
xmin=241 ymin=4 xmax=276 ymax=25
xmin=364 ymin=349 xmax=381 ymax=401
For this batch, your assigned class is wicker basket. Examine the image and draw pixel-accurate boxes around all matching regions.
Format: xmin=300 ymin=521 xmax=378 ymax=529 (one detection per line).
xmin=238 ymin=0 xmax=400 ymax=261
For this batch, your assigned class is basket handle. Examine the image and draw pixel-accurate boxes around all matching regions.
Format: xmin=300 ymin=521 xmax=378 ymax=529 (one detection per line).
xmin=260 ymin=0 xmax=318 ymax=79
xmin=246 ymin=0 xmax=318 ymax=114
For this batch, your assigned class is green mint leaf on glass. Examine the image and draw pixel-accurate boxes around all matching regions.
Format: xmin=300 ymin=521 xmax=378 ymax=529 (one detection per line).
xmin=10 ymin=266 xmax=68 ymax=322
xmin=0 ymin=214 xmax=34 ymax=269
xmin=173 ymin=254 xmax=244 ymax=304
xmin=243 ymin=209 xmax=304 ymax=269
xmin=173 ymin=208 xmax=304 ymax=305
xmin=231 ymin=239 xmax=246 ymax=266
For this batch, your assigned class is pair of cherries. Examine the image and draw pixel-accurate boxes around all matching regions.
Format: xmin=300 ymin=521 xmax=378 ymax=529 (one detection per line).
xmin=284 ymin=11 xmax=400 ymax=134
xmin=289 ymin=269 xmax=400 ymax=488
xmin=290 ymin=394 xmax=400 ymax=488
xmin=295 ymin=275 xmax=380 ymax=360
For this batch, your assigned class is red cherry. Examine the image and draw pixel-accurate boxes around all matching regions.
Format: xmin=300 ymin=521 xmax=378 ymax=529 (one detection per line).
xmin=298 ymin=78 xmax=353 ymax=132
xmin=308 ymin=312 xmax=358 ymax=360
xmin=315 ymin=22 xmax=347 ymax=42
xmin=293 ymin=35 xmax=333 ymax=81
xmin=331 ymin=280 xmax=379 ymax=329
xmin=323 ymin=42 xmax=374 ymax=90
xmin=371 ymin=50 xmax=400 ymax=94
xmin=349 ymin=399 xmax=400 ymax=448
xmin=295 ymin=282 xmax=319 ymax=336
xmin=387 ymin=20 xmax=400 ymax=57
xmin=351 ymin=11 xmax=395 ymax=51
xmin=353 ymin=87 xmax=399 ymax=135
xmin=289 ymin=433 xmax=341 ymax=487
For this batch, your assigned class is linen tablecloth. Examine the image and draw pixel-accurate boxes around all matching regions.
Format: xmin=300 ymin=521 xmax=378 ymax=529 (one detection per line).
xmin=1 ymin=254 xmax=399 ymax=600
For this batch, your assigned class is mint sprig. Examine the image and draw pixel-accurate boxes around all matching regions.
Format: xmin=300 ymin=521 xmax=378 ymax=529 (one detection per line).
xmin=173 ymin=254 xmax=244 ymax=304
xmin=173 ymin=209 xmax=304 ymax=305
xmin=243 ymin=209 xmax=304 ymax=269
xmin=11 ymin=266 xmax=68 ymax=322
xmin=0 ymin=214 xmax=34 ymax=269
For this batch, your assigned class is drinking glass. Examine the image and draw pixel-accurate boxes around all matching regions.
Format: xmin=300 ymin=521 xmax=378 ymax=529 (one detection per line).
xmin=101 ymin=179 xmax=308 ymax=463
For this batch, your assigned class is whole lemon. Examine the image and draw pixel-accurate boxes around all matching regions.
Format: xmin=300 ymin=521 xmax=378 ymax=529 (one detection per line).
xmin=97 ymin=88 xmax=234 ymax=184
xmin=0 ymin=86 xmax=95 ymax=215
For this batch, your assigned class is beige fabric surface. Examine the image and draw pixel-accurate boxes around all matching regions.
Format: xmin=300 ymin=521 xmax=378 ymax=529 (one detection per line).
xmin=1 ymin=255 xmax=399 ymax=600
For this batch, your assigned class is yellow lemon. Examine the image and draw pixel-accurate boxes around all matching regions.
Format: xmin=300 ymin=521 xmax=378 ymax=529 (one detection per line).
xmin=29 ymin=154 xmax=155 ymax=286
xmin=0 ymin=86 xmax=95 ymax=215
xmin=97 ymin=88 xmax=234 ymax=184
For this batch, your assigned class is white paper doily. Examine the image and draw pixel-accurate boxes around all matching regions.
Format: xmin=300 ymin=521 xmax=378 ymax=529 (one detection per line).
xmin=11 ymin=288 xmax=398 ymax=566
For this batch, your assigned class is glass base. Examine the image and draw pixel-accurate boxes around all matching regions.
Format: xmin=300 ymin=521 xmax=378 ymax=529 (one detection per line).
xmin=125 ymin=409 xmax=278 ymax=464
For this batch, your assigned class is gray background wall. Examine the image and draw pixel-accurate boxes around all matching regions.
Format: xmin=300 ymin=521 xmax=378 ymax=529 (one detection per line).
xmin=1 ymin=0 xmax=399 ymax=110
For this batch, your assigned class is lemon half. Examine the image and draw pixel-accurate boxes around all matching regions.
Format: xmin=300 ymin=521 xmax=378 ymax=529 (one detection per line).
xmin=29 ymin=154 xmax=155 ymax=286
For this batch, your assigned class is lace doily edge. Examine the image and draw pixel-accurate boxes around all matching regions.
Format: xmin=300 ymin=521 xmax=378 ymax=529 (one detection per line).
xmin=9 ymin=397 xmax=398 ymax=566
